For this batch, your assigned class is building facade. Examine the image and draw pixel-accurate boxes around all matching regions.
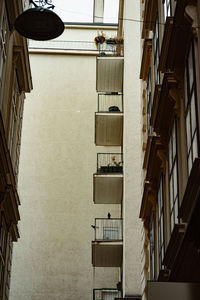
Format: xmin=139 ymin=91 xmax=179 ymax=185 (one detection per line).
xmin=140 ymin=0 xmax=200 ymax=299
xmin=0 ymin=0 xmax=32 ymax=299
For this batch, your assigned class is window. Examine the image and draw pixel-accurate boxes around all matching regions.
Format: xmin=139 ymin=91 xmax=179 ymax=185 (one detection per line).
xmin=103 ymin=227 xmax=119 ymax=240
xmin=168 ymin=119 xmax=179 ymax=233
xmin=147 ymin=70 xmax=152 ymax=136
xmin=8 ymin=73 xmax=20 ymax=160
xmin=0 ymin=213 xmax=8 ymax=296
xmin=162 ymin=0 xmax=171 ymax=21
xmin=184 ymin=42 xmax=198 ymax=174
xmin=0 ymin=1 xmax=9 ymax=106
xmin=158 ymin=175 xmax=164 ymax=270
xmin=150 ymin=216 xmax=155 ymax=280
xmin=153 ymin=16 xmax=160 ymax=85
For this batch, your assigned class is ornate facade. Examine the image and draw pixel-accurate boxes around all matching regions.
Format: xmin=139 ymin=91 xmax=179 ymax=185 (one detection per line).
xmin=0 ymin=0 xmax=32 ymax=298
xmin=140 ymin=0 xmax=200 ymax=299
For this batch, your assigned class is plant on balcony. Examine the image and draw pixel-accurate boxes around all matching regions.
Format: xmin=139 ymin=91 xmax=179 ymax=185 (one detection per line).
xmin=100 ymin=156 xmax=123 ymax=173
xmin=94 ymin=32 xmax=105 ymax=55
xmin=106 ymin=36 xmax=124 ymax=56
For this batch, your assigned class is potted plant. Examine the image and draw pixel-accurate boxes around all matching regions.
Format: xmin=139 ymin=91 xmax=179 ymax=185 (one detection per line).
xmin=100 ymin=156 xmax=123 ymax=173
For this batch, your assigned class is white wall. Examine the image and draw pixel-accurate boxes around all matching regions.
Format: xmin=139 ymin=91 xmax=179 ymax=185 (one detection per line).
xmin=10 ymin=26 xmax=121 ymax=300
xmin=123 ymin=0 xmax=143 ymax=296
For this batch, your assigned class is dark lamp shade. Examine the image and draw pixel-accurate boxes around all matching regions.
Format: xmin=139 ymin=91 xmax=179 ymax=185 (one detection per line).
xmin=15 ymin=7 xmax=64 ymax=41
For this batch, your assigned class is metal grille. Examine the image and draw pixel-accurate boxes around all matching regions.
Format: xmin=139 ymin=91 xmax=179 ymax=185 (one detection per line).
xmin=97 ymin=153 xmax=123 ymax=173
xmin=94 ymin=218 xmax=123 ymax=241
xmin=93 ymin=289 xmax=121 ymax=300
xmin=97 ymin=93 xmax=123 ymax=112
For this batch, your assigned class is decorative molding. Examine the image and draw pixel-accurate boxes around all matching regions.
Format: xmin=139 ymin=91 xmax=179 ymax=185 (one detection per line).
xmin=140 ymin=39 xmax=152 ymax=80
xmin=151 ymin=84 xmax=162 ymax=129
xmin=159 ymin=17 xmax=174 ymax=73
xmin=154 ymin=73 xmax=179 ymax=137
xmin=142 ymin=0 xmax=158 ymax=38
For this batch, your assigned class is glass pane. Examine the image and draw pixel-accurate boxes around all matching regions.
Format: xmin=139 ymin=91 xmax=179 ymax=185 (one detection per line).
xmin=184 ymin=68 xmax=188 ymax=110
xmin=169 ymin=177 xmax=173 ymax=211
xmin=172 ymin=123 xmax=176 ymax=160
xmin=188 ymin=152 xmax=192 ymax=174
xmin=173 ymin=162 xmax=178 ymax=198
xmin=191 ymin=92 xmax=197 ymax=136
xmin=188 ymin=46 xmax=194 ymax=93
xmin=186 ymin=113 xmax=191 ymax=153
xmin=193 ymin=131 xmax=198 ymax=159
xmin=174 ymin=196 xmax=179 ymax=224
xmin=170 ymin=212 xmax=174 ymax=232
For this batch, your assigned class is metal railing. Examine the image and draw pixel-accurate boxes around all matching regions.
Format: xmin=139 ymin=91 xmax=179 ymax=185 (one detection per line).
xmin=94 ymin=218 xmax=123 ymax=241
xmin=29 ymin=40 xmax=117 ymax=53
xmin=98 ymin=39 xmax=124 ymax=57
xmin=97 ymin=93 xmax=123 ymax=112
xmin=97 ymin=153 xmax=123 ymax=174
xmin=93 ymin=289 xmax=122 ymax=300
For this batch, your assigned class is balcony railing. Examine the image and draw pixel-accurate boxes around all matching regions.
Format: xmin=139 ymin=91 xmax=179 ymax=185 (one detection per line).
xmin=97 ymin=153 xmax=123 ymax=174
xmin=97 ymin=93 xmax=123 ymax=112
xmin=98 ymin=38 xmax=124 ymax=57
xmin=93 ymin=289 xmax=122 ymax=300
xmin=94 ymin=218 xmax=123 ymax=241
xmin=29 ymin=40 xmax=118 ymax=53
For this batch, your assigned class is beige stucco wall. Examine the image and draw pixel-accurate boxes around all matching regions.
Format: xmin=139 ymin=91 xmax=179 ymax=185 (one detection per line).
xmin=123 ymin=0 xmax=143 ymax=296
xmin=10 ymin=26 xmax=122 ymax=300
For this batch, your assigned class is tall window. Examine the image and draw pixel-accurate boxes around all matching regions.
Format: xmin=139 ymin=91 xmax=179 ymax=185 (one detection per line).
xmin=184 ymin=42 xmax=198 ymax=174
xmin=162 ymin=0 xmax=171 ymax=21
xmin=0 ymin=213 xmax=8 ymax=296
xmin=0 ymin=1 xmax=9 ymax=106
xmin=168 ymin=119 xmax=179 ymax=233
xmin=147 ymin=70 xmax=152 ymax=136
xmin=153 ymin=16 xmax=160 ymax=85
xmin=158 ymin=176 xmax=164 ymax=270
xmin=8 ymin=72 xmax=20 ymax=164
xmin=150 ymin=216 xmax=155 ymax=280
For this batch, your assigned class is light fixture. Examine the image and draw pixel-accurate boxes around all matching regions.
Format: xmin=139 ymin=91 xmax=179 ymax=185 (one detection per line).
xmin=15 ymin=0 xmax=64 ymax=41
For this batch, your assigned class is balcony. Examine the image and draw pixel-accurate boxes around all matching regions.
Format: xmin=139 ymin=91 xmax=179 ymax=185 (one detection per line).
xmin=92 ymin=218 xmax=123 ymax=267
xmin=95 ymin=93 xmax=123 ymax=146
xmin=93 ymin=288 xmax=122 ymax=300
xmin=93 ymin=153 xmax=123 ymax=204
xmin=96 ymin=56 xmax=124 ymax=93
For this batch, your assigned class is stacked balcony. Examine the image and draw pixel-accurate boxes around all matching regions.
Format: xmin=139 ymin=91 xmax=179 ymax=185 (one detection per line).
xmin=96 ymin=55 xmax=124 ymax=93
xmin=95 ymin=93 xmax=123 ymax=146
xmin=93 ymin=153 xmax=123 ymax=204
xmin=93 ymin=288 xmax=122 ymax=300
xmin=92 ymin=218 xmax=123 ymax=267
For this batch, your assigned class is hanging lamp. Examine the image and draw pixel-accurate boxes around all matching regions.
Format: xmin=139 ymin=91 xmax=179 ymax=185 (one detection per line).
xmin=15 ymin=0 xmax=64 ymax=41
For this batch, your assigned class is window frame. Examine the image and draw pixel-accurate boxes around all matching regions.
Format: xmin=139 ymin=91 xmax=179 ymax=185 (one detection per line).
xmin=153 ymin=15 xmax=160 ymax=85
xmin=147 ymin=69 xmax=153 ymax=136
xmin=150 ymin=216 xmax=155 ymax=280
xmin=168 ymin=118 xmax=179 ymax=233
xmin=0 ymin=0 xmax=9 ymax=107
xmin=157 ymin=175 xmax=165 ymax=270
xmin=184 ymin=41 xmax=199 ymax=175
